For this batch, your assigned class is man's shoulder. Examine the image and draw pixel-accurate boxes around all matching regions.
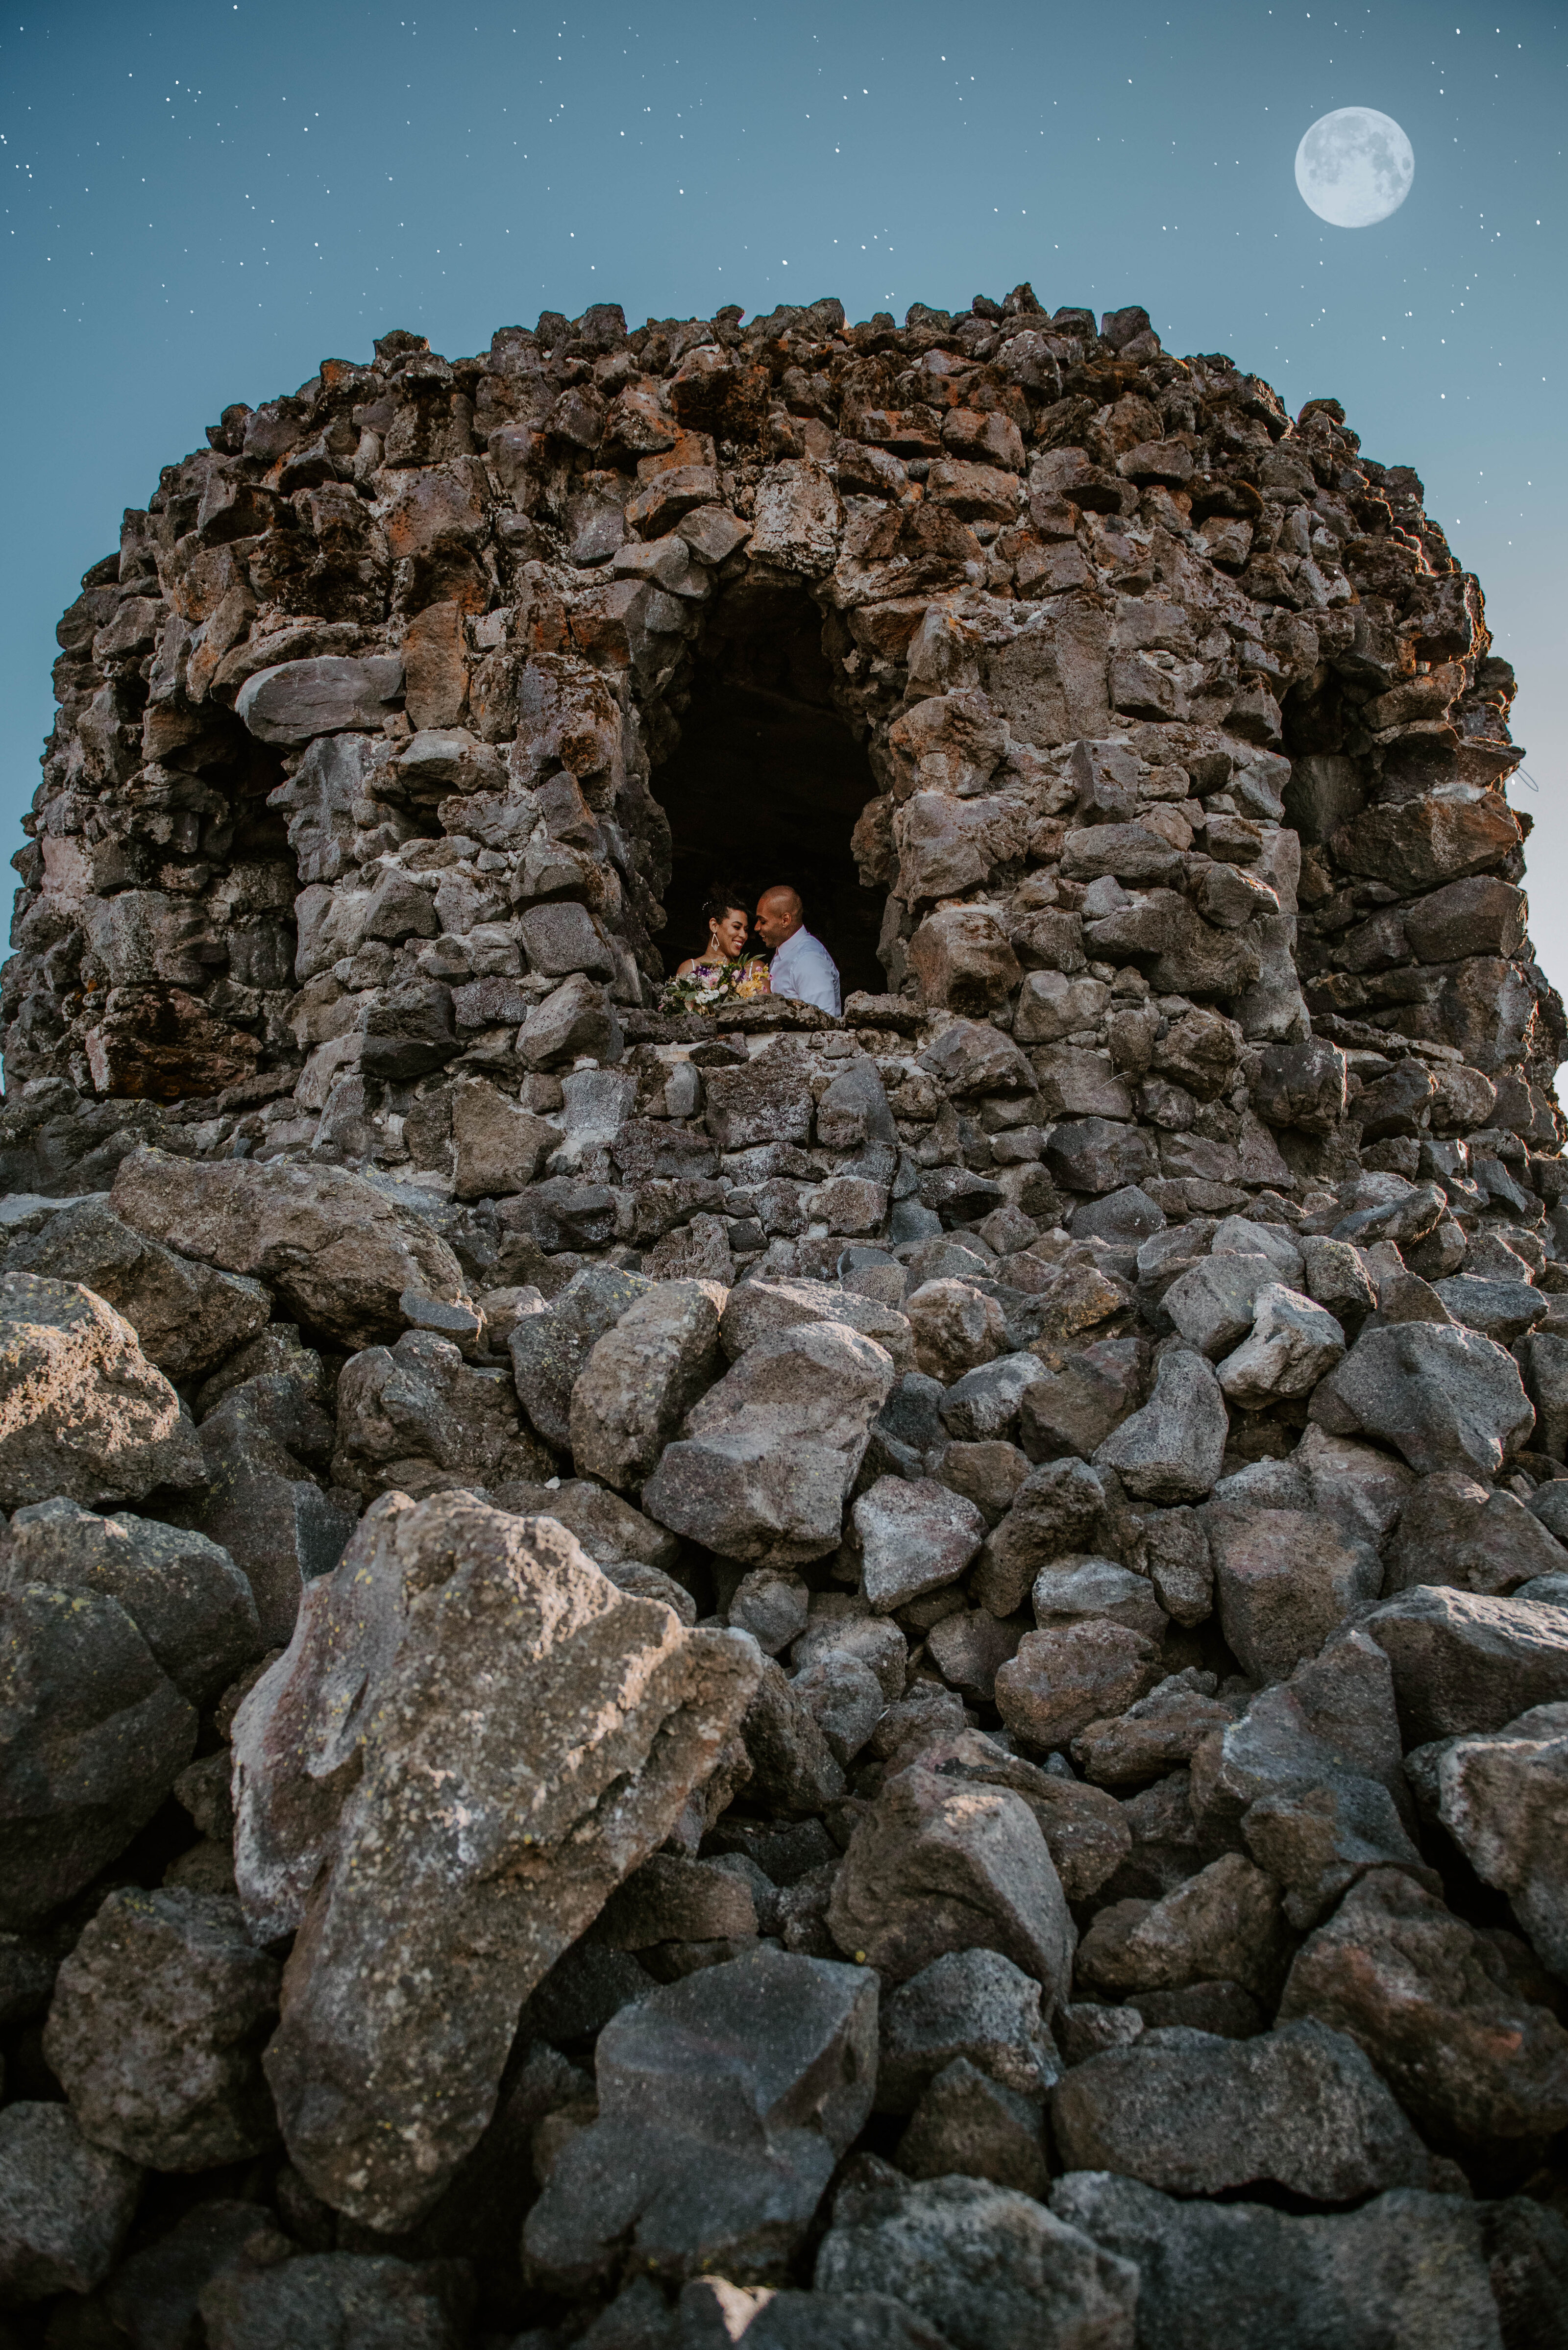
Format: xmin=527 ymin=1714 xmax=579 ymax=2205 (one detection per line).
xmin=796 ymin=928 xmax=839 ymax=969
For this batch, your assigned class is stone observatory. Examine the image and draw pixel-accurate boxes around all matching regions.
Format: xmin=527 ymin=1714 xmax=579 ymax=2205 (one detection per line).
xmin=0 ymin=288 xmax=1566 ymax=2344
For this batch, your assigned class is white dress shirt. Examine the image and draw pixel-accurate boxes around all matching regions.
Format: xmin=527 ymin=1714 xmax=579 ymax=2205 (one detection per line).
xmin=769 ymin=926 xmax=841 ymax=1016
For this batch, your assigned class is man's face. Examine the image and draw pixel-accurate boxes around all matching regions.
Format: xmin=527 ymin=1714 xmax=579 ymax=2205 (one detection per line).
xmin=754 ymin=894 xmax=795 ymax=950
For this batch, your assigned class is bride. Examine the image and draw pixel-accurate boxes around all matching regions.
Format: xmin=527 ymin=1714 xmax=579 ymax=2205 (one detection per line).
xmin=671 ymin=882 xmax=772 ymax=1003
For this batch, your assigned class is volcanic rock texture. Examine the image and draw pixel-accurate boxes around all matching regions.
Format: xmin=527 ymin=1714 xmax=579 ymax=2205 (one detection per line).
xmin=1 ymin=286 xmax=1567 ymax=2346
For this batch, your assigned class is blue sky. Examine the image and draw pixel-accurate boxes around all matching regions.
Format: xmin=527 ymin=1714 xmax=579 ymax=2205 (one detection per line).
xmin=3 ymin=0 xmax=1564 ymax=986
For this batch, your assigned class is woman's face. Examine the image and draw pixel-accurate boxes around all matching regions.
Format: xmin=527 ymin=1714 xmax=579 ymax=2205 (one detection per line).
xmin=710 ymin=906 xmax=750 ymax=960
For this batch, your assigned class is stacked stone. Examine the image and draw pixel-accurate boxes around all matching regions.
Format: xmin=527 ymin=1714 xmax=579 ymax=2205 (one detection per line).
xmin=1 ymin=292 xmax=1567 ymax=2346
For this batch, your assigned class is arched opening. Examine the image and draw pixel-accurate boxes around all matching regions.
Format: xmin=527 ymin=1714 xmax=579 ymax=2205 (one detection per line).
xmin=649 ymin=579 xmax=885 ymax=1000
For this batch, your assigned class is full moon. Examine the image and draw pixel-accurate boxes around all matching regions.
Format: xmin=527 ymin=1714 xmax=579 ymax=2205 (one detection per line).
xmin=1295 ymin=107 xmax=1415 ymax=227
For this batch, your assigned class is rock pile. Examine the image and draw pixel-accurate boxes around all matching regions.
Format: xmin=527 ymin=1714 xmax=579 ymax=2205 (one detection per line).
xmin=0 ymin=287 xmax=1565 ymax=2346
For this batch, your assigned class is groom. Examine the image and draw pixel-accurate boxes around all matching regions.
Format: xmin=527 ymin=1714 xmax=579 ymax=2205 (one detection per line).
xmin=754 ymin=885 xmax=841 ymax=1017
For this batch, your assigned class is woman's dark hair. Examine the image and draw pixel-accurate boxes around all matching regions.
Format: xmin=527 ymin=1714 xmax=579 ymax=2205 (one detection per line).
xmin=701 ymin=881 xmax=749 ymax=928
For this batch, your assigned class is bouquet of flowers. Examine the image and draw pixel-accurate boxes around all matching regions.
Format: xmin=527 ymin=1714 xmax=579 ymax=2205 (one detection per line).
xmin=660 ymin=955 xmax=772 ymax=1015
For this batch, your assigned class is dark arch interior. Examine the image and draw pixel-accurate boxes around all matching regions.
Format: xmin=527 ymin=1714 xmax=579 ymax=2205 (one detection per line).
xmin=650 ymin=581 xmax=885 ymax=1000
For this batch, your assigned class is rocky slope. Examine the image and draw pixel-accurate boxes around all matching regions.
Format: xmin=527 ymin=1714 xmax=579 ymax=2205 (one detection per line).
xmin=0 ymin=289 xmax=1566 ymax=2347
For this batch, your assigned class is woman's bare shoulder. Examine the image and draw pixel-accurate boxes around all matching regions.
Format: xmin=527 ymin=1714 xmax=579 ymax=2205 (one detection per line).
xmin=675 ymin=956 xmax=696 ymax=977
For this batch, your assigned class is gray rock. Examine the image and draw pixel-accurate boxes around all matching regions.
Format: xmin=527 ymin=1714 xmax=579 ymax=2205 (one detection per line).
xmin=1072 ymin=1669 xmax=1236 ymax=1787
xmin=1242 ymin=1769 xmax=1432 ymax=1931
xmin=1096 ymin=1348 xmax=1227 ymax=1502
xmin=994 ymin=1621 xmax=1161 ymax=1750
xmin=853 ymin=1476 xmax=986 ymax=1611
xmin=43 ymin=1887 xmax=280 ymax=2170
xmin=1277 ymin=1866 xmax=1568 ymax=2143
xmin=897 ymin=2057 xmax=1049 ymax=2197
xmin=0 ymin=1579 xmax=195 ymax=1929
xmin=524 ymin=1948 xmax=877 ymax=2287
xmin=643 ymin=1321 xmax=896 ymax=1569
xmin=236 ymin=652 xmax=403 ymax=740
xmin=449 ymin=1076 xmax=561 ymax=1201
xmin=827 ymin=1756 xmax=1076 ymax=1999
xmin=509 ymin=1262 xmax=654 ymax=1449
xmin=596 ymin=1852 xmax=759 ymax=1950
xmin=741 ymin=1656 xmax=849 ymax=1814
xmin=876 ymin=1947 xmax=1058 ymax=2113
xmin=970 ymin=1457 xmax=1107 ymax=1617
xmin=1381 ymin=1473 xmax=1567 ymax=1599
xmin=1309 ymin=1320 xmax=1535 ymax=1478
xmin=1362 ymin=1585 xmax=1568 ymax=1741
xmin=1161 ymin=1254 xmax=1277 ymax=1358
xmin=334 ymin=1329 xmax=539 ymax=1498
xmin=1051 ymin=2019 xmax=1430 ymax=2200
xmin=0 ymin=2101 xmax=141 ymax=2304
xmin=938 ymin=1351 xmax=1049 ymax=1444
xmin=5 ymin=1197 xmax=271 ymax=1381
xmin=1075 ymin=1854 xmax=1287 ymax=2001
xmin=905 ymin=1280 xmax=1005 ymax=1385
xmin=184 ymin=1366 xmax=359 ymax=1646
xmin=1434 ymin=1702 xmax=1568 ymax=1978
xmin=814 ymin=2171 xmax=1138 ymax=2350
xmin=0 ymin=1270 xmax=204 ymax=1509
xmin=1206 ymin=1507 xmax=1381 ymax=1683
xmin=199 ymin=2250 xmax=471 ymax=2348
xmin=489 ymin=1477 xmax=682 ymax=1572
xmin=1018 ymin=1336 xmax=1146 ymax=1463
xmin=519 ymin=971 xmax=625 ymax=1068
xmin=1432 ymin=1275 xmax=1548 ymax=1345
xmin=1031 ymin=1556 xmax=1169 ymax=1643
xmin=1215 ymin=1284 xmax=1346 ymax=1407
xmin=233 ymin=1491 xmax=760 ymax=2229
xmin=571 ymin=1279 xmax=727 ymax=1491
xmin=1050 ymin=2173 xmax=1504 ymax=2350
xmin=104 ymin=2201 xmax=287 ymax=2350
xmin=1129 ymin=1508 xmax=1214 ymax=1626
xmin=0 ymin=1496 xmax=260 ymax=1707
xmin=721 ymin=1277 xmax=912 ymax=1374
xmin=112 ymin=1147 xmax=471 ymax=1351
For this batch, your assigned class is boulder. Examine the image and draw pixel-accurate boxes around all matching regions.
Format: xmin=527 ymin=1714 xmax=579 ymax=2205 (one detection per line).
xmin=1215 ymin=1284 xmax=1346 ymax=1406
xmin=1095 ymin=1348 xmax=1227 ymax=1502
xmin=1432 ymin=1702 xmax=1568 ymax=1978
xmin=814 ymin=2171 xmax=1138 ymax=2350
xmin=1073 ymin=1670 xmax=1237 ymax=1787
xmin=896 ymin=2058 xmax=1050 ymax=2198
xmin=827 ymin=1757 xmax=1077 ymax=2001
xmin=570 ymin=1279 xmax=726 ymax=1490
xmin=509 ymin=1262 xmax=654 ymax=1449
xmin=1362 ymin=1586 xmax=1568 ymax=1741
xmin=643 ymin=1321 xmax=896 ymax=1569
xmin=0 ymin=1579 xmax=195 ymax=1929
xmin=523 ymin=1948 xmax=876 ymax=2287
xmin=334 ymin=1329 xmax=539 ymax=1498
xmin=233 ymin=1492 xmax=760 ymax=2229
xmin=1051 ymin=2019 xmax=1430 ymax=2200
xmin=103 ymin=2202 xmax=289 ymax=2350
xmin=519 ymin=973 xmax=624 ymax=1068
xmin=1075 ymin=1854 xmax=1287 ymax=2000
xmin=718 ymin=1277 xmax=911 ymax=1372
xmin=1381 ymin=1474 xmax=1567 ymax=1599
xmin=0 ymin=2102 xmax=141 ymax=2305
xmin=449 ymin=1077 xmax=561 ymax=1200
xmin=905 ymin=1279 xmax=1006 ymax=1385
xmin=994 ymin=1622 xmax=1162 ymax=1750
xmin=970 ymin=1457 xmax=1107 ymax=1616
xmin=852 ymin=1477 xmax=986 ymax=1611
xmin=1051 ymin=2173 xmax=1504 ymax=2350
xmin=199 ymin=2251 xmax=472 ymax=2349
xmin=1278 ymin=1865 xmax=1568 ymax=2144
xmin=938 ymin=1352 xmax=1049 ymax=1444
xmin=1309 ymin=1321 xmax=1534 ymax=1478
xmin=0 ymin=1271 xmax=203 ymax=1509
xmin=0 ymin=1496 xmax=260 ymax=1707
xmin=43 ymin=1887 xmax=281 ymax=2170
xmin=235 ymin=652 xmax=403 ymax=740
xmin=487 ymin=1475 xmax=681 ymax=1572
xmin=1206 ymin=1507 xmax=1381 ymax=1683
xmin=182 ymin=1363 xmax=359 ymax=1648
xmin=876 ymin=1947 xmax=1059 ymax=2114
xmin=4 ymin=1197 xmax=271 ymax=1381
xmin=111 ymin=1148 xmax=471 ymax=1350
